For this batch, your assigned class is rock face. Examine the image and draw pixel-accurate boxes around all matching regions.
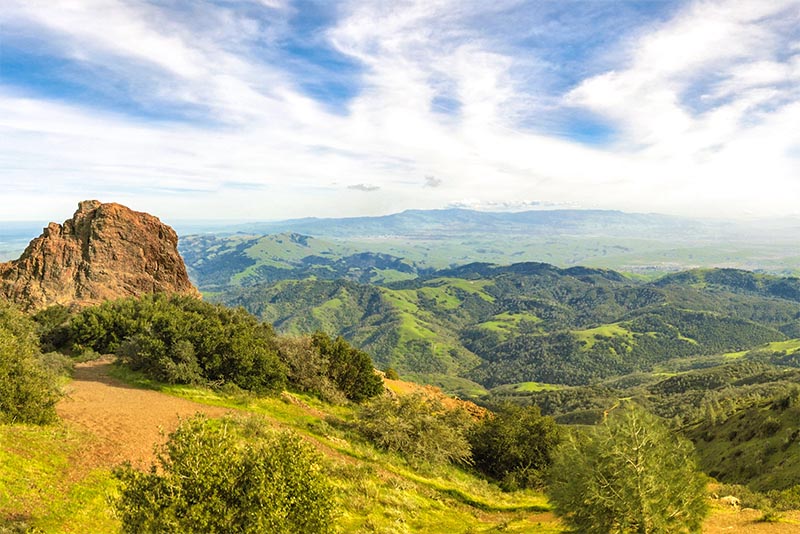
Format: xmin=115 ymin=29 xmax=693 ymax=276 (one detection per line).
xmin=0 ymin=200 xmax=200 ymax=311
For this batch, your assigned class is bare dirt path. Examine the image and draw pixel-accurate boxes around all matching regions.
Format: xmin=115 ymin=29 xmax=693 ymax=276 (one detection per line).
xmin=56 ymin=358 xmax=232 ymax=472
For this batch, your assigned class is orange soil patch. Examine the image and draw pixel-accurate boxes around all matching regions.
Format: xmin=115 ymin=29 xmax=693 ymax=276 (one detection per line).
xmin=56 ymin=358 xmax=231 ymax=473
xmin=383 ymin=378 xmax=488 ymax=418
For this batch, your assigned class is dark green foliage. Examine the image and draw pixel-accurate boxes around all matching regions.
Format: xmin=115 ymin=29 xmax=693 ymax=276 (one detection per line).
xmin=311 ymin=332 xmax=383 ymax=402
xmin=68 ymin=294 xmax=286 ymax=394
xmin=114 ymin=415 xmax=337 ymax=534
xmin=0 ymin=302 xmax=61 ymax=424
xmin=383 ymin=367 xmax=399 ymax=380
xmin=470 ymin=304 xmax=785 ymax=387
xmin=469 ymin=404 xmax=560 ymax=489
xmin=275 ymin=335 xmax=346 ymax=404
xmin=356 ymin=392 xmax=473 ymax=465
xmin=469 ymin=333 xmax=619 ymax=386
xmin=548 ymin=404 xmax=708 ymax=533
xmin=648 ymin=361 xmax=772 ymax=396
xmin=32 ymin=304 xmax=72 ymax=352
xmin=213 ymin=262 xmax=799 ymax=387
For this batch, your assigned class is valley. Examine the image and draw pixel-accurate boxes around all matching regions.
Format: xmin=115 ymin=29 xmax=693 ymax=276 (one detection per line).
xmin=5 ymin=204 xmax=800 ymax=532
xmin=176 ymin=213 xmax=800 ymax=505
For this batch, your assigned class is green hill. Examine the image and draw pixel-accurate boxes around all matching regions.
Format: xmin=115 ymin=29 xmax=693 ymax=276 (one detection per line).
xmin=181 ymin=232 xmax=421 ymax=289
xmin=209 ymin=265 xmax=800 ymax=392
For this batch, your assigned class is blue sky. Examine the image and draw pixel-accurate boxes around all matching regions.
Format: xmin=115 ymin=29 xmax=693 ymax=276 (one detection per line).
xmin=1 ymin=0 xmax=799 ymax=221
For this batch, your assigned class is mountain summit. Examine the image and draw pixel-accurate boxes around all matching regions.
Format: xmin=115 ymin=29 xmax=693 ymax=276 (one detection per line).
xmin=0 ymin=200 xmax=199 ymax=310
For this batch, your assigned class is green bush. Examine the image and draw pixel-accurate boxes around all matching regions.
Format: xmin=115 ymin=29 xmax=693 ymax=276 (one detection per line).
xmin=114 ymin=415 xmax=338 ymax=534
xmin=548 ymin=403 xmax=708 ymax=533
xmin=275 ymin=335 xmax=346 ymax=404
xmin=470 ymin=404 xmax=560 ymax=489
xmin=32 ymin=304 xmax=72 ymax=352
xmin=311 ymin=332 xmax=383 ymax=402
xmin=0 ymin=302 xmax=61 ymax=424
xmin=67 ymin=294 xmax=287 ymax=394
xmin=356 ymin=392 xmax=473 ymax=466
xmin=384 ymin=367 xmax=400 ymax=380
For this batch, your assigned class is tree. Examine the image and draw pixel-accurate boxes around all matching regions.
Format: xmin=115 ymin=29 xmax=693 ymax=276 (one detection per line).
xmin=0 ymin=302 xmax=60 ymax=424
xmin=275 ymin=335 xmax=346 ymax=404
xmin=547 ymin=403 xmax=708 ymax=534
xmin=113 ymin=415 xmax=338 ymax=534
xmin=311 ymin=332 xmax=383 ymax=402
xmin=470 ymin=404 xmax=560 ymax=489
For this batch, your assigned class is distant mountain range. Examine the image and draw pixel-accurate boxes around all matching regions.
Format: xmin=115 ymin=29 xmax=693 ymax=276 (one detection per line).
xmin=6 ymin=207 xmax=800 ymax=272
xmin=177 ymin=208 xmax=800 ymax=279
xmin=190 ymin=208 xmax=709 ymax=239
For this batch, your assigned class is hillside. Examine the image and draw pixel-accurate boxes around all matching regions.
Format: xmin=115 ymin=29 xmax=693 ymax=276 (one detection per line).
xmin=181 ymin=232 xmax=421 ymax=289
xmin=211 ymin=265 xmax=800 ymax=393
xmin=6 ymin=351 xmax=800 ymax=532
xmin=2 ymin=357 xmax=561 ymax=533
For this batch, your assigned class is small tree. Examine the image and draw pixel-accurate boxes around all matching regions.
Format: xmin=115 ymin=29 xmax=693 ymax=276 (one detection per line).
xmin=0 ymin=302 xmax=60 ymax=424
xmin=311 ymin=332 xmax=383 ymax=402
xmin=547 ymin=403 xmax=708 ymax=534
xmin=470 ymin=403 xmax=560 ymax=489
xmin=114 ymin=415 xmax=338 ymax=534
xmin=275 ymin=335 xmax=345 ymax=403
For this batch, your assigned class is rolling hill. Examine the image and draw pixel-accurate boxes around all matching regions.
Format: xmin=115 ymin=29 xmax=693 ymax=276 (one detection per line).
xmin=208 ymin=264 xmax=800 ymax=395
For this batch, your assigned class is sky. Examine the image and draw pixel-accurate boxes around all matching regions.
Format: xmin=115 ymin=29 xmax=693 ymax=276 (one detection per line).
xmin=1 ymin=0 xmax=799 ymax=222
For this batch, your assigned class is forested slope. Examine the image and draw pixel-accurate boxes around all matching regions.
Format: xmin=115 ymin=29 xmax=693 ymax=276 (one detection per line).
xmin=210 ymin=265 xmax=800 ymax=388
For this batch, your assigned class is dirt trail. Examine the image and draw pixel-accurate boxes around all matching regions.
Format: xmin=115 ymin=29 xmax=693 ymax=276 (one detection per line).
xmin=56 ymin=358 xmax=231 ymax=471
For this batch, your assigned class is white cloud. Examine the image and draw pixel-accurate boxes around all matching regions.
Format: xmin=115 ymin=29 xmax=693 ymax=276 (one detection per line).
xmin=1 ymin=0 xmax=799 ymax=221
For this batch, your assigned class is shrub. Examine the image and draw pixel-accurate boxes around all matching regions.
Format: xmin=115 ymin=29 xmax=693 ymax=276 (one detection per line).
xmin=470 ymin=403 xmax=560 ymax=489
xmin=311 ymin=332 xmax=383 ymax=402
xmin=548 ymin=403 xmax=708 ymax=533
xmin=67 ymin=294 xmax=287 ymax=393
xmin=0 ymin=302 xmax=61 ymax=424
xmin=275 ymin=336 xmax=345 ymax=404
xmin=356 ymin=392 xmax=473 ymax=465
xmin=32 ymin=304 xmax=72 ymax=352
xmin=384 ymin=367 xmax=400 ymax=380
xmin=113 ymin=415 xmax=338 ymax=534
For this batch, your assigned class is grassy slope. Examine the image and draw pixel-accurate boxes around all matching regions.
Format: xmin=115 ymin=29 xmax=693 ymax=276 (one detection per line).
xmin=688 ymin=396 xmax=800 ymax=492
xmin=7 ymin=365 xmax=800 ymax=532
xmin=1 ymin=366 xmax=561 ymax=533
xmin=0 ymin=425 xmax=117 ymax=533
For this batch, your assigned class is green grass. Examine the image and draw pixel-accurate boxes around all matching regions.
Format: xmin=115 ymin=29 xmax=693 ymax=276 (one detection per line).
xmin=0 ymin=424 xmax=119 ymax=533
xmin=722 ymin=338 xmax=800 ymax=360
xmin=573 ymin=323 xmax=633 ymax=349
xmin=101 ymin=365 xmax=565 ymax=533
xmin=476 ymin=312 xmax=542 ymax=338
xmin=512 ymin=382 xmax=564 ymax=393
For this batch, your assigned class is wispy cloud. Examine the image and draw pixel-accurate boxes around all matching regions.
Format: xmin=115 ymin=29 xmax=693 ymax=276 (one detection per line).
xmin=347 ymin=183 xmax=380 ymax=192
xmin=1 ymin=0 xmax=799 ymax=221
xmin=424 ymin=175 xmax=443 ymax=188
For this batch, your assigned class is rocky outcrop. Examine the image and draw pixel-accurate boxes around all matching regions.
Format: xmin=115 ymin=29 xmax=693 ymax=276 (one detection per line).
xmin=0 ymin=200 xmax=199 ymax=311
